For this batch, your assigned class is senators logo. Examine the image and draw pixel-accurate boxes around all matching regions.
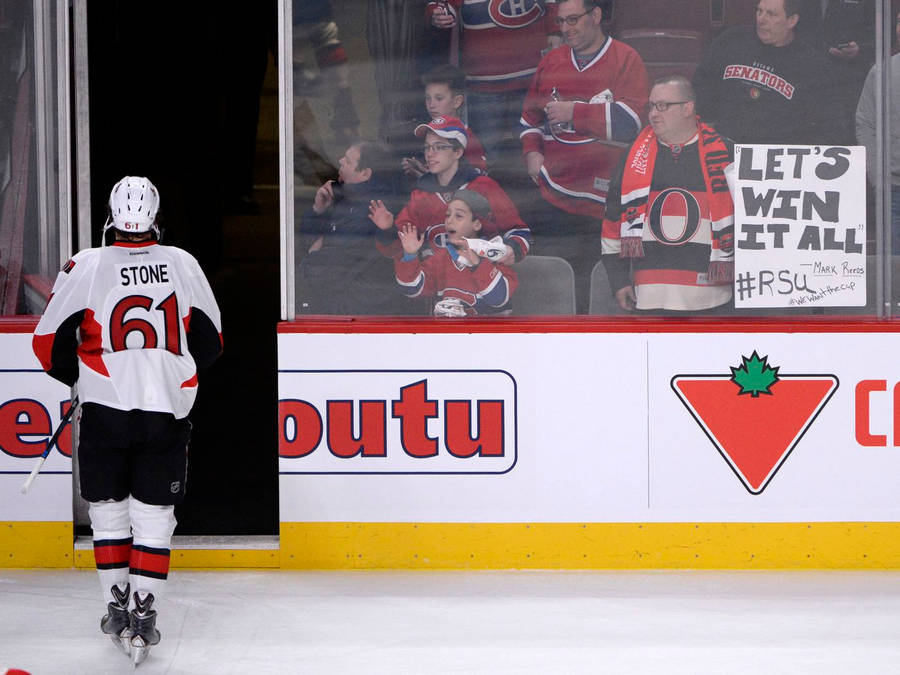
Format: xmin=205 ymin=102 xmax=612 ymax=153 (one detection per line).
xmin=723 ymin=64 xmax=795 ymax=100
xmin=647 ymin=188 xmax=703 ymax=246
xmin=487 ymin=0 xmax=544 ymax=28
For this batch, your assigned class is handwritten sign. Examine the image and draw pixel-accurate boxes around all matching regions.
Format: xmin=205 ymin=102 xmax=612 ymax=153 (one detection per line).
xmin=731 ymin=145 xmax=866 ymax=308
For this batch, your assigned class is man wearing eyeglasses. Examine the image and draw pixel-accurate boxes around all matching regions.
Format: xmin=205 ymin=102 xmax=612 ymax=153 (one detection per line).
xmin=520 ymin=0 xmax=649 ymax=313
xmin=692 ymin=0 xmax=837 ymax=145
xmin=601 ymin=76 xmax=735 ymax=314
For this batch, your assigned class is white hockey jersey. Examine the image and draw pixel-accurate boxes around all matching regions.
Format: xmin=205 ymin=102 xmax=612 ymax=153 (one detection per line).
xmin=33 ymin=241 xmax=222 ymax=419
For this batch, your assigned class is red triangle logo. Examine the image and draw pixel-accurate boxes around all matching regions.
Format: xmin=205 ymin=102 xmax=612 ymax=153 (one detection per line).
xmin=671 ymin=354 xmax=838 ymax=494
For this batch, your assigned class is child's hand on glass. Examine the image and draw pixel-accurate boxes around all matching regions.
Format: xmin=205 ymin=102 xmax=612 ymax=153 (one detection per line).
xmin=398 ymin=224 xmax=424 ymax=255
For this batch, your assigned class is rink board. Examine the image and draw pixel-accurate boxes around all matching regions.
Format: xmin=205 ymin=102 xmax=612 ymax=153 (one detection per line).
xmin=6 ymin=321 xmax=900 ymax=568
xmin=277 ymin=319 xmax=900 ymax=568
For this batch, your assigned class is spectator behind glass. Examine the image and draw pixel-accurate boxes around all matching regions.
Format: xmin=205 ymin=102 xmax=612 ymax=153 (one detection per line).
xmin=796 ymin=0 xmax=875 ymax=145
xmin=394 ymin=189 xmax=518 ymax=316
xmin=602 ymin=76 xmax=735 ymax=315
xmin=370 ymin=116 xmax=532 ymax=267
xmin=425 ymin=0 xmax=559 ymax=163
xmin=520 ymin=0 xmax=649 ymax=313
xmin=693 ymin=0 xmax=839 ymax=145
xmin=297 ymin=140 xmax=410 ymax=315
xmin=855 ymin=8 xmax=900 ymax=253
xmin=401 ymin=65 xmax=489 ymax=179
xmin=293 ymin=0 xmax=359 ymax=147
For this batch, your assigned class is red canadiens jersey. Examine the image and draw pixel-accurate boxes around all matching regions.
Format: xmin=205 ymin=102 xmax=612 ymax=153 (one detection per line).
xmin=33 ymin=241 xmax=223 ymax=419
xmin=426 ymin=0 xmax=557 ymax=92
xmin=388 ymin=175 xmax=532 ymax=260
xmin=520 ymin=39 xmax=649 ymax=218
xmin=395 ymin=248 xmax=518 ymax=313
xmin=464 ymin=128 xmax=488 ymax=173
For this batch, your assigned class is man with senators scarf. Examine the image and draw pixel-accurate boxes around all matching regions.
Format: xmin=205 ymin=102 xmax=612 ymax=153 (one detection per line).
xmin=601 ymin=76 xmax=734 ymax=314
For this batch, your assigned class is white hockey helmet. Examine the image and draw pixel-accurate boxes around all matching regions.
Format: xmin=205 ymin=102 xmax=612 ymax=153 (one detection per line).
xmin=104 ymin=176 xmax=160 ymax=240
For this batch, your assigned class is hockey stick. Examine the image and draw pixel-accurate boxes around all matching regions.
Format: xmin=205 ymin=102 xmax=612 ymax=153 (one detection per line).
xmin=20 ymin=398 xmax=78 ymax=494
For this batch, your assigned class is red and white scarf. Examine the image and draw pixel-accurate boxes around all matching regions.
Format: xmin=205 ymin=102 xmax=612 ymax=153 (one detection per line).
xmin=616 ymin=121 xmax=734 ymax=283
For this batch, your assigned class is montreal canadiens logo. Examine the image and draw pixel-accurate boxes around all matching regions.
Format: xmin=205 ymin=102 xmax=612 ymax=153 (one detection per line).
xmin=488 ymin=0 xmax=543 ymax=28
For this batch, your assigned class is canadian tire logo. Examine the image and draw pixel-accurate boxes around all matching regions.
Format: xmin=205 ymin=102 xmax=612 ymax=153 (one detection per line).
xmin=671 ymin=352 xmax=838 ymax=495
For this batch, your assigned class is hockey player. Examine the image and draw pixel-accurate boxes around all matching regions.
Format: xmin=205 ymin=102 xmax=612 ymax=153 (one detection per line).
xmin=520 ymin=0 xmax=649 ymax=312
xmin=394 ymin=189 xmax=518 ymax=315
xmin=601 ymin=76 xmax=734 ymax=313
xmin=370 ymin=116 xmax=531 ymax=265
xmin=32 ymin=177 xmax=223 ymax=666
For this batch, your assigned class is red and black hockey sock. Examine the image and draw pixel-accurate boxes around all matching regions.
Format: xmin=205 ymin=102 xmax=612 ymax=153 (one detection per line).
xmin=129 ymin=544 xmax=171 ymax=584
xmin=129 ymin=544 xmax=171 ymax=605
xmin=94 ymin=536 xmax=133 ymax=570
xmin=93 ymin=536 xmax=132 ymax=603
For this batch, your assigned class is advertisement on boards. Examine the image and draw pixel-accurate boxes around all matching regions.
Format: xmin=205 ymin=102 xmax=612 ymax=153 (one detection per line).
xmin=0 ymin=332 xmax=73 ymax=521
xmin=731 ymin=145 xmax=866 ymax=308
xmin=279 ymin=370 xmax=516 ymax=474
xmin=279 ymin=331 xmax=900 ymax=524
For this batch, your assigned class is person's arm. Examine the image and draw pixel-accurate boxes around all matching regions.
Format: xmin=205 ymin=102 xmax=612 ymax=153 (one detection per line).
xmin=394 ymin=225 xmax=434 ymax=299
xmin=425 ymin=0 xmax=458 ymax=29
xmin=520 ymin=60 xmax=548 ymax=174
xmin=371 ymin=198 xmax=406 ymax=258
xmin=570 ymin=49 xmax=648 ymax=144
xmin=470 ymin=261 xmax=517 ymax=312
xmin=475 ymin=179 xmax=532 ymax=262
xmin=32 ymin=255 xmax=91 ymax=385
xmin=600 ymin=153 xmax=634 ymax=310
xmin=186 ymin=260 xmax=223 ymax=369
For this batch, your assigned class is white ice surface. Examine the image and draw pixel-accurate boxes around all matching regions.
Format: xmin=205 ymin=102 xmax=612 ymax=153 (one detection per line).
xmin=2 ymin=569 xmax=900 ymax=674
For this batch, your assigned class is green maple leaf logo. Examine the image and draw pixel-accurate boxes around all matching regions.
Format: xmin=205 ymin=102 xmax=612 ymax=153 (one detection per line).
xmin=730 ymin=351 xmax=780 ymax=397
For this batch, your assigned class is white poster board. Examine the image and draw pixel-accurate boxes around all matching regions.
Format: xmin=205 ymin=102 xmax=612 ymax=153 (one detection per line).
xmin=732 ymin=145 xmax=866 ymax=308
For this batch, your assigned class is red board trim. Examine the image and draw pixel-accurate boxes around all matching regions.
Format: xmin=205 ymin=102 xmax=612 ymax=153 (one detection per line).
xmin=0 ymin=317 xmax=40 ymax=333
xmin=278 ymin=316 xmax=900 ymax=334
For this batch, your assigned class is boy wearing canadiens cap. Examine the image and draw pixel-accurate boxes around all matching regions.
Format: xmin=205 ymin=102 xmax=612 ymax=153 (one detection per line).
xmin=395 ymin=189 xmax=518 ymax=316
xmin=369 ymin=116 xmax=532 ymax=267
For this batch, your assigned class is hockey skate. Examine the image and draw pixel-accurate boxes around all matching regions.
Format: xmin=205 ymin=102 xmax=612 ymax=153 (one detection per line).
xmin=129 ymin=591 xmax=161 ymax=667
xmin=99 ymin=583 xmax=131 ymax=655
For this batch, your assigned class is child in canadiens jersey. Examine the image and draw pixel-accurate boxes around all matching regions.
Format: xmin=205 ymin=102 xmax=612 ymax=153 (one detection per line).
xmin=402 ymin=65 xmax=488 ymax=177
xmin=394 ymin=189 xmax=517 ymax=316
xmin=370 ymin=116 xmax=531 ymax=265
